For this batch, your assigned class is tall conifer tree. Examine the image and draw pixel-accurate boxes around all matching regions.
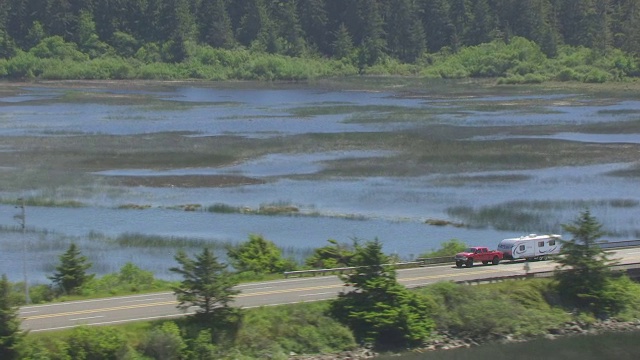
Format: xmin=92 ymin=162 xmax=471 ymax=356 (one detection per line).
xmin=0 ymin=275 xmax=23 ymax=360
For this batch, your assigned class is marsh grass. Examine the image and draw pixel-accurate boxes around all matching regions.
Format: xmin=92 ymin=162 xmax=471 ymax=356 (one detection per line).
xmin=1 ymin=197 xmax=85 ymax=208
xmin=597 ymin=109 xmax=640 ymax=115
xmin=608 ymin=164 xmax=640 ymax=178
xmin=288 ymin=104 xmax=402 ymax=117
xmin=142 ymin=100 xmax=243 ymax=111
xmin=447 ymin=199 xmax=639 ymax=231
xmin=431 ymin=174 xmax=532 ymax=187
xmin=568 ymin=119 xmax=640 ymax=134
xmin=344 ymin=107 xmax=444 ymax=124
xmin=206 ymin=201 xmax=369 ymax=221
xmin=463 ymin=102 xmax=563 ymax=114
xmin=108 ymin=232 xmax=231 ymax=250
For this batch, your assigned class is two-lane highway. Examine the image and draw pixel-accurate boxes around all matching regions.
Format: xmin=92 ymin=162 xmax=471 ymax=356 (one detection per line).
xmin=20 ymin=249 xmax=640 ymax=332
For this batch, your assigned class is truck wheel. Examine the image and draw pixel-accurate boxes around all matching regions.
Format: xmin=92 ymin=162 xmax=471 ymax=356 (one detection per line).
xmin=492 ymin=256 xmax=500 ymax=265
xmin=456 ymin=262 xmax=463 ymax=268
xmin=466 ymin=259 xmax=474 ymax=267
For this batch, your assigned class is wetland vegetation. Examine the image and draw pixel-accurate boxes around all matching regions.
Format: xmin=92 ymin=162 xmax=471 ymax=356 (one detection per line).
xmin=1 ymin=80 xmax=640 ymax=282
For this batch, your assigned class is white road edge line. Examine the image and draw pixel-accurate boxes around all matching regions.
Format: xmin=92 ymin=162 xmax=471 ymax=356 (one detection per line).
xmin=69 ymin=316 xmax=105 ymax=321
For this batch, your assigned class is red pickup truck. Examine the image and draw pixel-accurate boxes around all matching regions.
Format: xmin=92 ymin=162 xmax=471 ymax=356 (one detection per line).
xmin=454 ymin=246 xmax=503 ymax=268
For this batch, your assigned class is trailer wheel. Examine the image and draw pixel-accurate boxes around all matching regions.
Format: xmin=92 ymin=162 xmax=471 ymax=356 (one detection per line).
xmin=466 ymin=258 xmax=474 ymax=267
xmin=492 ymin=256 xmax=500 ymax=265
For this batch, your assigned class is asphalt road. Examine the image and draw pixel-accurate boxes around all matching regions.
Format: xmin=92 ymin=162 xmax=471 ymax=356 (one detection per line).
xmin=20 ymin=249 xmax=640 ymax=332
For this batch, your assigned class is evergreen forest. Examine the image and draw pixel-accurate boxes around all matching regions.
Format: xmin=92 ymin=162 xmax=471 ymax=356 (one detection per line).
xmin=1 ymin=0 xmax=640 ymax=82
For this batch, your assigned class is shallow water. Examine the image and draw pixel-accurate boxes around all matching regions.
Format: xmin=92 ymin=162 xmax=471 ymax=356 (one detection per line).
xmin=0 ymin=83 xmax=638 ymax=282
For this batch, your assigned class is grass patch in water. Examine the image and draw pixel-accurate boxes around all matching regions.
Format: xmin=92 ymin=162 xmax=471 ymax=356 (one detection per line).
xmin=208 ymin=203 xmax=242 ymax=213
xmin=447 ymin=199 xmax=639 ymax=231
xmin=289 ymin=104 xmax=403 ymax=117
xmin=344 ymin=107 xmax=445 ymax=124
xmin=142 ymin=100 xmax=243 ymax=111
xmin=431 ymin=174 xmax=532 ymax=186
xmin=108 ymin=232 xmax=230 ymax=250
xmin=597 ymin=109 xmax=640 ymax=115
xmin=607 ymin=164 xmax=640 ymax=178
xmin=207 ymin=201 xmax=299 ymax=215
xmin=117 ymin=203 xmax=153 ymax=210
xmin=1 ymin=197 xmax=85 ymax=208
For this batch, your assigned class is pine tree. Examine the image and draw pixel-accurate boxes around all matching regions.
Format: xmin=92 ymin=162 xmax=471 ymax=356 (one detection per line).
xmin=170 ymin=248 xmax=239 ymax=317
xmin=611 ymin=0 xmax=640 ymax=55
xmin=331 ymin=23 xmax=354 ymax=59
xmin=0 ymin=275 xmax=23 ymax=360
xmin=555 ymin=210 xmax=619 ymax=315
xmin=298 ymin=0 xmax=330 ymax=54
xmin=164 ymin=0 xmax=197 ymax=62
xmin=466 ymin=0 xmax=494 ymax=46
xmin=49 ymin=243 xmax=94 ymax=295
xmin=269 ymin=0 xmax=306 ymax=56
xmin=198 ymin=0 xmax=235 ymax=48
xmin=330 ymin=239 xmax=434 ymax=349
xmin=418 ymin=0 xmax=454 ymax=53
xmin=236 ymin=0 xmax=271 ymax=47
xmin=386 ymin=0 xmax=426 ymax=62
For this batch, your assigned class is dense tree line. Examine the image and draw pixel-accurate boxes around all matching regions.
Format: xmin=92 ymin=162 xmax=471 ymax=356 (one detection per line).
xmin=1 ymin=0 xmax=639 ymax=66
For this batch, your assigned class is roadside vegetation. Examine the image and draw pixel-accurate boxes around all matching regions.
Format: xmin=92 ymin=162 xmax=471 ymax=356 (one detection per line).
xmin=1 ymin=211 xmax=640 ymax=359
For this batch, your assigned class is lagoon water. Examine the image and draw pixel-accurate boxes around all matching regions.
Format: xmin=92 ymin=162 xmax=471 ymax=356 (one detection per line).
xmin=0 ymin=83 xmax=639 ymax=282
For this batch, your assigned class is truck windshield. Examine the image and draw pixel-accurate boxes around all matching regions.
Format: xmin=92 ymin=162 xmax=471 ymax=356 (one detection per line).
xmin=463 ymin=248 xmax=476 ymax=253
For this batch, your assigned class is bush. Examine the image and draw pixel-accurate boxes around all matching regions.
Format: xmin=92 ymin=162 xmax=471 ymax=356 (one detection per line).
xmin=555 ymin=67 xmax=579 ymax=81
xmin=420 ymin=280 xmax=570 ymax=339
xmin=235 ymin=302 xmax=355 ymax=357
xmin=140 ymin=322 xmax=187 ymax=360
xmin=65 ymin=326 xmax=130 ymax=360
xmin=29 ymin=36 xmax=89 ymax=61
xmin=583 ymin=68 xmax=610 ymax=83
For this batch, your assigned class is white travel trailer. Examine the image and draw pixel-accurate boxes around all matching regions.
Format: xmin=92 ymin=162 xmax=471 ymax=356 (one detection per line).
xmin=497 ymin=234 xmax=562 ymax=261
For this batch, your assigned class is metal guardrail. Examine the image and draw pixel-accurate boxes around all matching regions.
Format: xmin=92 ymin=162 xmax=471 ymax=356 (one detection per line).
xmin=283 ymin=261 xmax=423 ymax=278
xmin=283 ymin=257 xmax=455 ymax=278
xmin=283 ymin=240 xmax=640 ymax=278
xmin=455 ymin=262 xmax=640 ymax=286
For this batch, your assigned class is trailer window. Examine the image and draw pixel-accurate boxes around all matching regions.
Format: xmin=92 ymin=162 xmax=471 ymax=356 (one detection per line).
xmin=519 ymin=245 xmax=525 ymax=251
xmin=548 ymin=240 xmax=556 ymax=246
xmin=538 ymin=241 xmax=544 ymax=247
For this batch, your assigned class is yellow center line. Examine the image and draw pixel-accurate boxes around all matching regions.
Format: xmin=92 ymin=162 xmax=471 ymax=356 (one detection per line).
xmin=24 ymin=285 xmax=345 ymax=321
xmin=237 ymin=284 xmax=343 ymax=297
xmin=24 ymin=301 xmax=178 ymax=321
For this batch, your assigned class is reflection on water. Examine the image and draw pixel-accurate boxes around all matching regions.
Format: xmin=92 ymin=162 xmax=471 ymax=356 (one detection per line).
xmin=0 ymin=84 xmax=639 ymax=282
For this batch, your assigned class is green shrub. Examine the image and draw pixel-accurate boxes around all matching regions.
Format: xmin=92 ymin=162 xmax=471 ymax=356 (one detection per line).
xmin=583 ymin=68 xmax=610 ymax=83
xmin=235 ymin=302 xmax=355 ymax=357
xmin=65 ymin=326 xmax=130 ymax=360
xmin=140 ymin=322 xmax=187 ymax=360
xmin=555 ymin=67 xmax=579 ymax=81
xmin=420 ymin=280 xmax=570 ymax=339
xmin=29 ymin=36 xmax=89 ymax=61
